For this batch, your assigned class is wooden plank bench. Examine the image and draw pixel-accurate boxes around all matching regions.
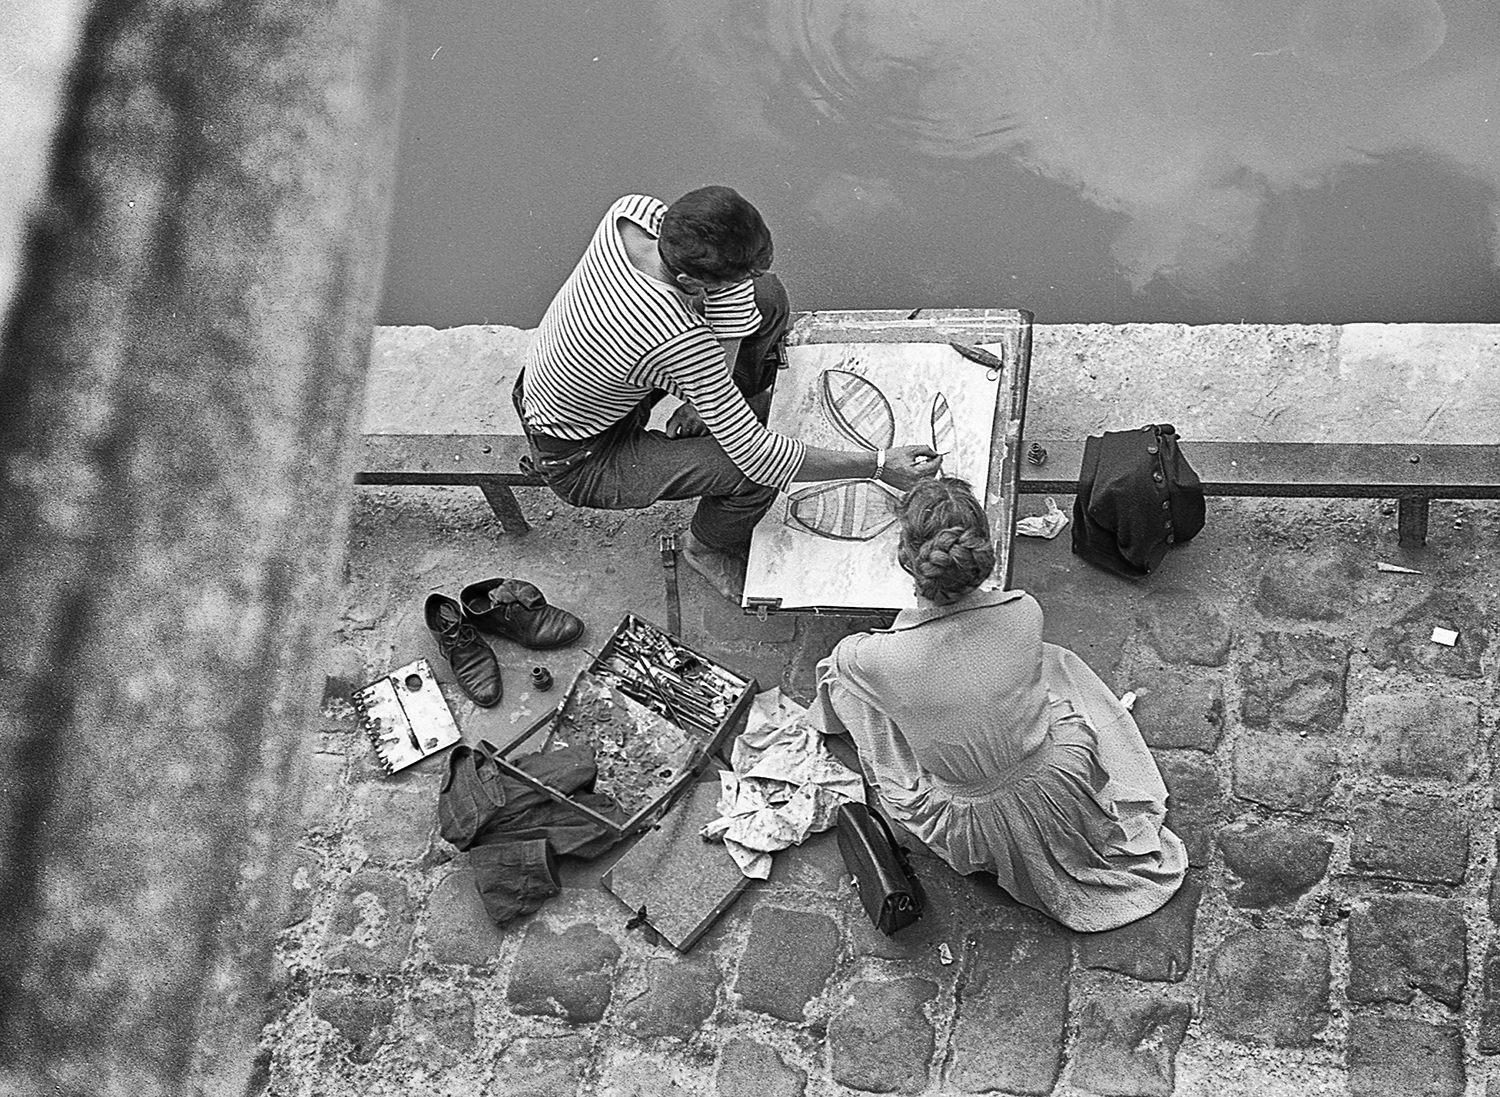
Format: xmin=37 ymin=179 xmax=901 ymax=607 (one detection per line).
xmin=355 ymin=433 xmax=544 ymax=533
xmin=1018 ymin=439 xmax=1500 ymax=546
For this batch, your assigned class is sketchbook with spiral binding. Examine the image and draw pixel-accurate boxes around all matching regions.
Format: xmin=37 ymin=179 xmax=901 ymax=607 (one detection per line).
xmin=351 ymin=658 xmax=461 ymax=775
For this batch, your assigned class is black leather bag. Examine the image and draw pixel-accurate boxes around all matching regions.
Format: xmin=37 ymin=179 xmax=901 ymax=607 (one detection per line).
xmin=1071 ymin=423 xmax=1206 ymax=579
xmin=835 ymin=802 xmax=925 ymax=935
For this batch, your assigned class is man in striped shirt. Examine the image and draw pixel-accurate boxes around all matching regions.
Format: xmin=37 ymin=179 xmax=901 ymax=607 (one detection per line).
xmin=517 ymin=186 xmax=941 ymax=600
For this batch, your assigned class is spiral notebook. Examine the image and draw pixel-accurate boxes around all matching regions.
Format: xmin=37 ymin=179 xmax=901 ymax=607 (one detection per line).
xmin=351 ymin=658 xmax=462 ymax=775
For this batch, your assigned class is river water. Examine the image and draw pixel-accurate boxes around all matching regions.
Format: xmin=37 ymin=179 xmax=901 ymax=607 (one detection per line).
xmin=380 ymin=0 xmax=1500 ymax=328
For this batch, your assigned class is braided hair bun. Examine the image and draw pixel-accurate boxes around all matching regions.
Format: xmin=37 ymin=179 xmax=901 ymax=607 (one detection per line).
xmin=895 ymin=477 xmax=995 ymax=604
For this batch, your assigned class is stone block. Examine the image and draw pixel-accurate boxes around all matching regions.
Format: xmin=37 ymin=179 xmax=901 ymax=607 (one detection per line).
xmin=1155 ymin=751 xmax=1223 ymax=866
xmin=491 ymin=1034 xmax=592 ymax=1097
xmin=828 ymin=978 xmax=937 ymax=1096
xmin=1254 ymin=549 xmax=1363 ymax=622
xmin=321 ymin=870 xmax=414 ymax=973
xmin=1070 ymin=992 xmax=1192 ymax=1097
xmin=717 ymin=1037 xmax=808 ymax=1097
xmin=949 ymin=924 xmax=1069 ymax=1094
xmin=1347 ymin=1015 xmax=1464 ymax=1097
xmin=1218 ymin=824 xmax=1332 ymax=908
xmin=1347 ymin=895 xmax=1467 ymax=1008
xmin=1131 ymin=669 xmax=1225 ymax=751
xmin=301 ymin=750 xmax=347 ymax=830
xmin=1041 ymin=590 xmax=1134 ymax=688
xmin=1232 ymin=730 xmax=1337 ymax=812
xmin=1481 ymin=944 xmax=1500 ymax=1054
xmin=1200 ymin=928 xmax=1329 ymax=1047
xmin=1360 ymin=692 xmax=1480 ymax=782
xmin=1350 ymin=791 xmax=1468 ymax=884
xmin=617 ymin=955 xmax=720 ymax=1040
xmin=1367 ymin=591 xmax=1489 ymax=678
xmin=770 ymin=827 xmax=847 ymax=891
xmin=409 ymin=986 xmax=475 ymax=1052
xmin=507 ymin=922 xmax=621 ymax=1023
xmin=595 ymin=1056 xmax=693 ymax=1097
xmin=846 ymin=855 xmax=1020 ymax=965
xmin=1237 ymin=630 xmax=1349 ymax=733
xmin=349 ymin=780 xmax=435 ymax=862
xmin=1079 ymin=873 xmax=1203 ymax=983
xmin=1137 ymin=587 xmax=1232 ymax=668
xmin=310 ymin=988 xmax=395 ymax=1063
xmin=733 ymin=906 xmax=840 ymax=1022
xmin=423 ymin=868 xmax=506 ymax=967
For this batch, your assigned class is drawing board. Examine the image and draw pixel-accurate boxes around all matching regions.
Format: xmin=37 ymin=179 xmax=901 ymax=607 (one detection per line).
xmin=744 ymin=340 xmax=1010 ymax=613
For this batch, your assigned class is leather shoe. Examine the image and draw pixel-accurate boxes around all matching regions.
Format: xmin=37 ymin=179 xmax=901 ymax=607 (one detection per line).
xmin=459 ymin=577 xmax=585 ymax=650
xmin=424 ymin=593 xmax=503 ymax=706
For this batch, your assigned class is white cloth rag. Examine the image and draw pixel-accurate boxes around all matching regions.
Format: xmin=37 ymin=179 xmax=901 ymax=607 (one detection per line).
xmin=1016 ymin=496 xmax=1069 ymax=539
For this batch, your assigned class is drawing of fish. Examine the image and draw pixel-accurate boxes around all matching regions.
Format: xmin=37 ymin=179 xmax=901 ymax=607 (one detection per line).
xmin=785 ymin=479 xmax=902 ymax=541
xmin=949 ymin=341 xmax=1005 ymax=373
xmin=821 ymin=368 xmax=896 ymax=451
xmin=930 ymin=391 xmax=956 ymax=455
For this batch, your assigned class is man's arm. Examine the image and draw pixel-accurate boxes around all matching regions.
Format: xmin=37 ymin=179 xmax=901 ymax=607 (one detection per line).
xmin=665 ymin=337 xmax=741 ymax=438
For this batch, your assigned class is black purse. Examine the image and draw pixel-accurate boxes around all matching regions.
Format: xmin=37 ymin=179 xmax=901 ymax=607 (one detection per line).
xmin=835 ymin=801 xmax=925 ymax=935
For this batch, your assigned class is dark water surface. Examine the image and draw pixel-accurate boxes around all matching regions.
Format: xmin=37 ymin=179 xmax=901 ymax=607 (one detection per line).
xmin=382 ymin=1 xmax=1500 ymax=327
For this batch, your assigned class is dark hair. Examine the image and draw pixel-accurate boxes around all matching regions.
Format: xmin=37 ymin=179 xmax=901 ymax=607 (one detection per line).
xmin=895 ymin=477 xmax=995 ymax=604
xmin=659 ymin=186 xmax=774 ymax=282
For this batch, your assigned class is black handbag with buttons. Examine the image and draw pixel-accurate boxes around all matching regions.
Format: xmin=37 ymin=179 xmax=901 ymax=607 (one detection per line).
xmin=1071 ymin=424 xmax=1206 ymax=579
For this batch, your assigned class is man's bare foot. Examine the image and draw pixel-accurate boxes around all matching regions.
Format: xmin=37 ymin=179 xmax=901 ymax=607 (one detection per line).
xmin=681 ymin=531 xmax=748 ymax=602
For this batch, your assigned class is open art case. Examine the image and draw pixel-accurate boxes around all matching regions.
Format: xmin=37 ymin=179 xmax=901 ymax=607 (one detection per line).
xmin=352 ymin=658 xmax=462 ymax=775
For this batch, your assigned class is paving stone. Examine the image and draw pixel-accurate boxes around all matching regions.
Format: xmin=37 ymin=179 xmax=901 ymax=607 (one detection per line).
xmin=310 ymin=988 xmax=395 ymax=1063
xmin=321 ymin=870 xmax=414 ymax=973
xmin=507 ymin=922 xmax=621 ymax=1023
xmin=349 ymin=780 xmax=435 ymax=862
xmin=1254 ymin=549 xmax=1362 ymax=622
xmin=1237 ymin=630 xmax=1349 ymax=733
xmin=1130 ymin=669 xmax=1225 ymax=751
xmin=1137 ymin=587 xmax=1232 ymax=668
xmin=1232 ymin=730 xmax=1338 ymax=812
xmin=409 ymin=985 xmax=476 ymax=1052
xmin=716 ymin=1036 xmax=808 ymax=1097
xmin=1347 ymin=894 xmax=1466 ymax=1008
xmin=1490 ymin=839 xmax=1500 ymax=922
xmin=1481 ymin=944 xmax=1500 ymax=1054
xmin=1070 ymin=992 xmax=1193 ymax=1097
xmin=1360 ymin=692 xmax=1480 ymax=782
xmin=1155 ymin=751 xmax=1223 ymax=866
xmin=1367 ymin=590 xmax=1489 ymax=679
xmin=423 ymin=868 xmax=506 ymax=967
xmin=1200 ymin=928 xmax=1330 ymax=1047
xmin=1040 ymin=589 xmax=1134 ymax=688
xmin=733 ymin=906 xmax=840 ymax=1022
xmin=846 ymin=854 xmax=1013 ymax=965
xmin=770 ymin=828 xmax=847 ymax=891
xmin=828 ymin=978 xmax=937 ymax=1096
xmin=301 ymin=750 xmax=347 ymax=830
xmin=1079 ymin=873 xmax=1203 ymax=983
xmin=949 ymin=924 xmax=1069 ymax=1094
xmin=490 ymin=1034 xmax=591 ymax=1097
xmin=1218 ymin=823 xmax=1332 ymax=908
xmin=285 ymin=848 xmax=320 ymax=927
xmin=1350 ymin=791 xmax=1468 ymax=884
xmin=1347 ymin=1015 xmax=1464 ymax=1097
xmin=596 ymin=1056 xmax=692 ymax=1097
xmin=617 ymin=955 xmax=720 ymax=1040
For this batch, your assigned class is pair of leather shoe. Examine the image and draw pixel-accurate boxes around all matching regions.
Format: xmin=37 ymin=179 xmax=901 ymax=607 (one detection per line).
xmin=424 ymin=579 xmax=585 ymax=708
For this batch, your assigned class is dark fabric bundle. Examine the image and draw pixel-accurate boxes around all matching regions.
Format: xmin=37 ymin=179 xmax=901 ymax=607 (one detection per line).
xmin=1071 ymin=423 xmax=1206 ymax=579
xmin=835 ymin=802 xmax=925 ymax=936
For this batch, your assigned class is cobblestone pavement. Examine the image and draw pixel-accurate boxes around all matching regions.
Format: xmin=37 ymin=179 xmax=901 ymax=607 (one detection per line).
xmin=261 ymin=485 xmax=1499 ymax=1097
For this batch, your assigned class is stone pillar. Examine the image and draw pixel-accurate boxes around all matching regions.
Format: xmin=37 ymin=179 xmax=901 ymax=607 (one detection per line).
xmin=0 ymin=2 xmax=403 ymax=1094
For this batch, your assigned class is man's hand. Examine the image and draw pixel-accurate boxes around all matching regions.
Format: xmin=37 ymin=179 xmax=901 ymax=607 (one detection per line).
xmin=880 ymin=445 xmax=944 ymax=490
xmin=666 ymin=402 xmax=708 ymax=439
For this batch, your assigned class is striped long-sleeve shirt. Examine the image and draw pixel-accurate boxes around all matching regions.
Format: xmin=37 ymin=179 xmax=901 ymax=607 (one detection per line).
xmin=520 ymin=194 xmax=807 ymax=491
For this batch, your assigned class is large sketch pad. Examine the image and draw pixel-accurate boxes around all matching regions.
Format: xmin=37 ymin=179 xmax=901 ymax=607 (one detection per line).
xmin=745 ymin=341 xmax=1005 ymax=612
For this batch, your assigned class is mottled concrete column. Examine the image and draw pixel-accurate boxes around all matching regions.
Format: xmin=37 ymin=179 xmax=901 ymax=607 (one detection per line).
xmin=0 ymin=2 xmax=403 ymax=1095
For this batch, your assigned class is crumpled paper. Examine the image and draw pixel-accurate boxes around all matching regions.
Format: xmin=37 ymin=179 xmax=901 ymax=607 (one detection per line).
xmin=700 ymin=689 xmax=864 ymax=878
xmin=1016 ymin=496 xmax=1069 ymax=539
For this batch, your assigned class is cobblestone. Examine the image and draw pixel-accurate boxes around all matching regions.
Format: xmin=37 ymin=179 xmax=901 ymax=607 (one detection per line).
xmin=1154 ymin=751 xmax=1224 ymax=867
xmin=1231 ymin=730 xmax=1338 ymax=812
xmin=716 ymin=1037 xmax=808 ymax=1097
xmin=1237 ymin=630 xmax=1349 ymax=733
xmin=1481 ymin=944 xmax=1500 ymax=1054
xmin=949 ymin=924 xmax=1068 ymax=1094
xmin=1350 ymin=790 xmax=1468 ymax=884
xmin=1137 ymin=587 xmax=1232 ymax=667
xmin=409 ymin=985 xmax=476 ymax=1052
xmin=1347 ymin=1015 xmax=1465 ymax=1097
xmin=492 ymin=1034 xmax=593 ymax=1097
xmin=1218 ymin=823 xmax=1332 ymax=908
xmin=422 ymin=868 xmax=507 ymax=967
xmin=349 ymin=780 xmax=435 ymax=862
xmin=1200 ymin=928 xmax=1330 ymax=1047
xmin=828 ymin=978 xmax=937 ymax=1095
xmin=321 ymin=871 xmax=414 ymax=973
xmin=1079 ymin=872 xmax=1203 ymax=983
xmin=1070 ymin=992 xmax=1193 ymax=1097
xmin=617 ymin=955 xmax=720 ymax=1040
xmin=1347 ymin=894 xmax=1467 ymax=1008
xmin=1131 ymin=669 xmax=1225 ymax=751
xmin=309 ymin=988 xmax=395 ymax=1063
xmin=506 ymin=922 xmax=621 ymax=1023
xmin=1359 ymin=691 xmax=1481 ymax=782
xmin=1253 ymin=548 xmax=1361 ymax=622
xmin=1366 ymin=590 xmax=1490 ymax=678
xmin=734 ymin=905 xmax=840 ymax=1022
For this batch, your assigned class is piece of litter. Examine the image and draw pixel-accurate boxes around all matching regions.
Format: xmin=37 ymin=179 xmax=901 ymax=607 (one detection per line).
xmin=938 ymin=942 xmax=954 ymax=965
xmin=1117 ymin=691 xmax=1137 ymax=712
xmin=1431 ymin=627 xmax=1459 ymax=647
xmin=1376 ymin=562 xmax=1423 ymax=574
xmin=1016 ymin=496 xmax=1069 ymax=539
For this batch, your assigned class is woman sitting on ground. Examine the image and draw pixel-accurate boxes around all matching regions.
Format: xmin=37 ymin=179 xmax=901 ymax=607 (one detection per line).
xmin=812 ymin=476 xmax=1186 ymax=932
